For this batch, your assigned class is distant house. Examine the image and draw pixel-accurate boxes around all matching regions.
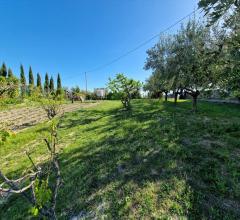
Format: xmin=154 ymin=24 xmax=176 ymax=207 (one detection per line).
xmin=94 ymin=88 xmax=107 ymax=99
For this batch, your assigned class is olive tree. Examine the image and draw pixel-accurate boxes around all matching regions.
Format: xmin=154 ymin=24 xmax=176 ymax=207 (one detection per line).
xmin=145 ymin=36 xmax=174 ymax=102
xmin=198 ymin=0 xmax=240 ymax=27
xmin=170 ymin=20 xmax=216 ymax=111
xmin=199 ymin=0 xmax=240 ymax=101
xmin=144 ymin=70 xmax=170 ymax=100
xmin=146 ymin=19 xmax=218 ymax=111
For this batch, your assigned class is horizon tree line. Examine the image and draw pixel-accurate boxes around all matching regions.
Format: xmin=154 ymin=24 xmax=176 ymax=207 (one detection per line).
xmin=0 ymin=63 xmax=62 ymax=98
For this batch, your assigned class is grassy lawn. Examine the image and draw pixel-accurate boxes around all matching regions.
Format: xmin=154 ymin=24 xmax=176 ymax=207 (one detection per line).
xmin=0 ymin=99 xmax=240 ymax=219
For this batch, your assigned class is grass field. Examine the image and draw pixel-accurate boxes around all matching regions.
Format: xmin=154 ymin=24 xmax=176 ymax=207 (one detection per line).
xmin=0 ymin=99 xmax=240 ymax=219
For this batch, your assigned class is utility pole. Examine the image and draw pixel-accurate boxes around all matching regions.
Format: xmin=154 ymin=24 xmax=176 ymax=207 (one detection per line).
xmin=85 ymin=72 xmax=87 ymax=94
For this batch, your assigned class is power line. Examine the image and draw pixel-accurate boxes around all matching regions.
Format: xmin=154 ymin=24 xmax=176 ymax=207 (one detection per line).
xmin=85 ymin=8 xmax=200 ymax=73
xmin=65 ymin=7 xmax=200 ymax=83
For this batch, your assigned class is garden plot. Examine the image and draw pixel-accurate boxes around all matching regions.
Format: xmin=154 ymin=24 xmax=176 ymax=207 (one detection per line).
xmin=0 ymin=102 xmax=99 ymax=132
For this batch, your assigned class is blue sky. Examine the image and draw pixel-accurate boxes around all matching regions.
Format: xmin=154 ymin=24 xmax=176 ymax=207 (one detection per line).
xmin=0 ymin=0 xmax=199 ymax=91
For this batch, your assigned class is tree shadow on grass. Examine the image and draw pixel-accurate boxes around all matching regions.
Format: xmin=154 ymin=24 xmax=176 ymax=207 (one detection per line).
xmin=56 ymin=100 xmax=240 ymax=219
xmin=1 ymin=100 xmax=240 ymax=219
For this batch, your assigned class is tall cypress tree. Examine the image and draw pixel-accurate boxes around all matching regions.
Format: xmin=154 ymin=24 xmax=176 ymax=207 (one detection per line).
xmin=49 ymin=76 xmax=54 ymax=93
xmin=37 ymin=73 xmax=42 ymax=92
xmin=44 ymin=73 xmax=49 ymax=95
xmin=28 ymin=66 xmax=34 ymax=96
xmin=56 ymin=73 xmax=62 ymax=95
xmin=1 ymin=63 xmax=7 ymax=77
xmin=20 ymin=64 xmax=26 ymax=97
xmin=29 ymin=66 xmax=34 ymax=86
xmin=8 ymin=68 xmax=14 ymax=78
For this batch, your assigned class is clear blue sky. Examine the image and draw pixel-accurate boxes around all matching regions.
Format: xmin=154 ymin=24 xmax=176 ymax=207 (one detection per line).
xmin=0 ymin=0 xmax=199 ymax=91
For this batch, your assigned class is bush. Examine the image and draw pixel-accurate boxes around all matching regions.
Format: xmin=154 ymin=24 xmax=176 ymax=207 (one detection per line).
xmin=0 ymin=129 xmax=11 ymax=143
xmin=0 ymin=97 xmax=22 ymax=106
xmin=106 ymin=92 xmax=122 ymax=100
xmin=0 ymin=76 xmax=19 ymax=98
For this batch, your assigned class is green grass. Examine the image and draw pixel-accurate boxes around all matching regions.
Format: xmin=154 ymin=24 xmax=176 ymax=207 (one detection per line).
xmin=0 ymin=99 xmax=240 ymax=219
xmin=0 ymin=97 xmax=77 ymax=111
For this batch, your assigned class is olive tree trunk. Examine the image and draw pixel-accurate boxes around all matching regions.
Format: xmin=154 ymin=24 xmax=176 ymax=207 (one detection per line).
xmin=164 ymin=91 xmax=168 ymax=102
xmin=174 ymin=92 xmax=178 ymax=105
xmin=185 ymin=88 xmax=200 ymax=112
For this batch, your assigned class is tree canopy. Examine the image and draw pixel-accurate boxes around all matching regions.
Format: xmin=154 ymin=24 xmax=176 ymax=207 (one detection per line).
xmin=198 ymin=0 xmax=240 ymax=27
xmin=144 ymin=18 xmax=231 ymax=111
xmin=44 ymin=73 xmax=50 ymax=95
xmin=29 ymin=66 xmax=34 ymax=86
xmin=108 ymin=73 xmax=141 ymax=109
xmin=0 ymin=63 xmax=7 ymax=78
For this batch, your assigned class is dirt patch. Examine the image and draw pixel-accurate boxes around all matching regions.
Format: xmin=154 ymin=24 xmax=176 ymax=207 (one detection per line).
xmin=0 ymin=102 xmax=99 ymax=132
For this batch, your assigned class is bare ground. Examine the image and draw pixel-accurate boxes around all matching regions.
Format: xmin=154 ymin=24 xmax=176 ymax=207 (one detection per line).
xmin=0 ymin=102 xmax=99 ymax=132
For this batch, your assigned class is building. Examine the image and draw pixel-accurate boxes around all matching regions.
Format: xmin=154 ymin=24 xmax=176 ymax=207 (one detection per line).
xmin=94 ymin=88 xmax=107 ymax=99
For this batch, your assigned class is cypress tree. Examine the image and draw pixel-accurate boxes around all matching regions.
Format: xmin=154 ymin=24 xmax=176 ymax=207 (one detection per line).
xmin=20 ymin=64 xmax=26 ymax=97
xmin=44 ymin=73 xmax=49 ymax=95
xmin=37 ymin=73 xmax=42 ymax=92
xmin=1 ymin=63 xmax=7 ymax=77
xmin=8 ymin=68 xmax=14 ymax=78
xmin=29 ymin=66 xmax=34 ymax=86
xmin=28 ymin=66 xmax=34 ymax=96
xmin=56 ymin=73 xmax=62 ymax=95
xmin=49 ymin=76 xmax=54 ymax=93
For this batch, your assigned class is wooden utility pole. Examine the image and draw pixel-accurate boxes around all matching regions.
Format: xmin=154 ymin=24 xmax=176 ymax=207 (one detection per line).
xmin=85 ymin=72 xmax=87 ymax=94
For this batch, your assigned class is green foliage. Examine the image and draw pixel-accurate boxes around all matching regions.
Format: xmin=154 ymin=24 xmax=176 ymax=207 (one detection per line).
xmin=7 ymin=68 xmax=13 ymax=78
xmin=218 ymin=30 xmax=240 ymax=99
xmin=40 ymin=95 xmax=63 ymax=119
xmin=29 ymin=86 xmax=44 ymax=101
xmin=144 ymin=71 xmax=169 ymax=98
xmin=30 ymin=207 xmax=39 ymax=216
xmin=1 ymin=100 xmax=240 ymax=219
xmin=0 ymin=121 xmax=12 ymax=144
xmin=0 ymin=75 xmax=19 ymax=98
xmin=0 ymin=63 xmax=64 ymax=102
xmin=171 ymin=20 xmax=213 ymax=89
xmin=50 ymin=76 xmax=55 ymax=94
xmin=56 ymin=73 xmax=62 ymax=96
xmin=0 ymin=129 xmax=11 ymax=144
xmin=106 ymin=91 xmax=122 ymax=100
xmin=8 ymin=76 xmax=19 ymax=98
xmin=198 ymin=0 xmax=240 ymax=100
xmin=36 ymin=73 xmax=43 ymax=93
xmin=233 ymin=90 xmax=240 ymax=100
xmin=0 ymin=63 xmax=7 ymax=77
xmin=0 ymin=97 xmax=22 ymax=107
xmin=44 ymin=73 xmax=50 ymax=95
xmin=84 ymin=91 xmax=97 ymax=100
xmin=20 ymin=64 xmax=26 ymax=85
xmin=28 ymin=66 xmax=34 ymax=98
xmin=108 ymin=73 xmax=142 ymax=109
xmin=20 ymin=64 xmax=27 ymax=97
xmin=30 ymin=179 xmax=52 ymax=217
xmin=28 ymin=66 xmax=34 ymax=86
xmin=198 ymin=0 xmax=239 ymax=27
xmin=145 ymin=18 xmax=225 ymax=110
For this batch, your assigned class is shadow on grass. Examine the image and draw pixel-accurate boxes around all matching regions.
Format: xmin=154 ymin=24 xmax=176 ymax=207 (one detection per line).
xmin=1 ymin=100 xmax=240 ymax=219
xmin=56 ymin=100 xmax=240 ymax=219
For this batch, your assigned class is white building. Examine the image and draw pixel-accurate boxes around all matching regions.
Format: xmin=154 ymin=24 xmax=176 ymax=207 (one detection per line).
xmin=94 ymin=88 xmax=107 ymax=98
